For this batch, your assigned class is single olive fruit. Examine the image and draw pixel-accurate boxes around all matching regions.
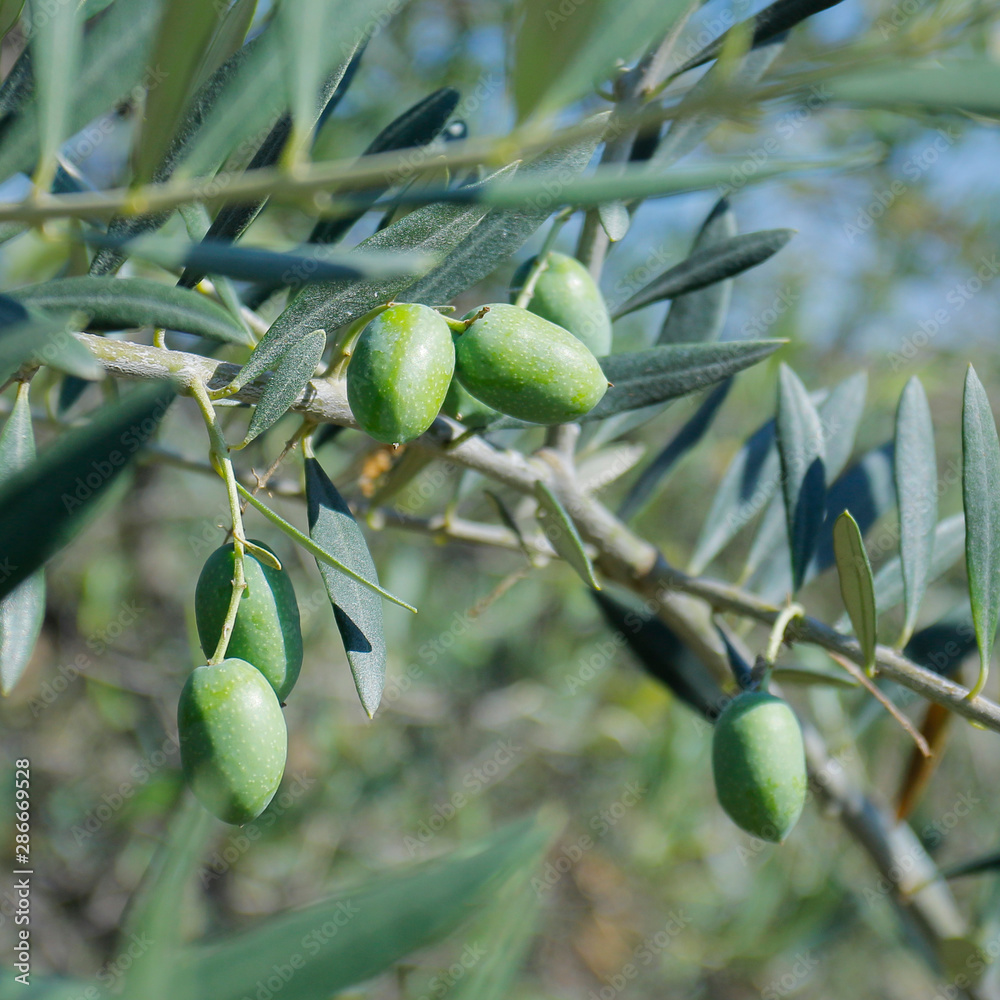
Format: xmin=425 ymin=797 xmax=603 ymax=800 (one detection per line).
xmin=347 ymin=303 xmax=455 ymax=444
xmin=441 ymin=377 xmax=498 ymax=427
xmin=711 ymin=691 xmax=807 ymax=843
xmin=454 ymin=304 xmax=608 ymax=425
xmin=195 ymin=540 xmax=302 ymax=702
xmin=178 ymin=658 xmax=287 ymax=825
xmin=510 ymin=252 xmax=612 ymax=356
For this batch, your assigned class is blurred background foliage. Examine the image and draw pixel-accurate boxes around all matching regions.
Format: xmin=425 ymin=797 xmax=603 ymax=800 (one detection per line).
xmin=2 ymin=0 xmax=1000 ymax=997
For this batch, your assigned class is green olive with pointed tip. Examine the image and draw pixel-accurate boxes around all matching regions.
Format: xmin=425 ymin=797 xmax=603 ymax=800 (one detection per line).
xmin=178 ymin=658 xmax=287 ymax=825
xmin=195 ymin=540 xmax=302 ymax=701
xmin=347 ymin=303 xmax=455 ymax=443
xmin=454 ymin=304 xmax=607 ymax=425
xmin=712 ymin=691 xmax=807 ymax=842
xmin=441 ymin=378 xmax=497 ymax=427
xmin=510 ymin=252 xmax=612 ymax=356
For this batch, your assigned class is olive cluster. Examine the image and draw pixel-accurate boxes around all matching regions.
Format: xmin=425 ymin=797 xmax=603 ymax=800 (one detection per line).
xmin=178 ymin=542 xmax=302 ymax=825
xmin=346 ymin=252 xmax=613 ymax=444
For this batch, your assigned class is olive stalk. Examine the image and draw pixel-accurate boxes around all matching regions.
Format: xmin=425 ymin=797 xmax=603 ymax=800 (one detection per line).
xmin=189 ymin=377 xmax=248 ymax=665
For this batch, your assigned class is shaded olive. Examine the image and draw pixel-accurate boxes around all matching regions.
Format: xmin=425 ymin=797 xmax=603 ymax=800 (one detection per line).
xmin=195 ymin=540 xmax=302 ymax=701
xmin=711 ymin=691 xmax=807 ymax=842
xmin=510 ymin=252 xmax=612 ymax=356
xmin=178 ymin=658 xmax=287 ymax=825
xmin=347 ymin=303 xmax=455 ymax=443
xmin=454 ymin=304 xmax=607 ymax=425
xmin=441 ymin=378 xmax=497 ymax=427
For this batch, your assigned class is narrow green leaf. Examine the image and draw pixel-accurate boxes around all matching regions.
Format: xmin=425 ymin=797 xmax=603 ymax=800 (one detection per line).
xmin=534 ymin=480 xmax=600 ymax=590
xmin=401 ymin=124 xmax=604 ymax=306
xmin=133 ymin=0 xmax=226 ymax=183
xmin=305 ymin=455 xmax=386 ymax=718
xmin=961 ymin=365 xmax=1000 ymax=697
xmin=512 ymin=0 xmax=690 ymax=120
xmin=240 ymin=330 xmax=325 ymax=447
xmin=0 ymin=383 xmax=44 ymax=694
xmin=0 ymin=0 xmax=161 ymax=182
xmin=235 ymin=162 xmax=519 ymax=393
xmin=177 ymin=820 xmax=546 ymax=1000
xmin=0 ymin=382 xmax=174 ymax=602
xmin=832 ymin=510 xmax=877 ymax=672
xmin=29 ymin=0 xmax=83 ymax=186
xmin=659 ymin=197 xmax=737 ymax=344
xmin=894 ymin=376 xmax=938 ymax=647
xmin=9 ymin=277 xmax=254 ymax=346
xmin=192 ymin=0 xmax=257 ymax=90
xmin=236 ymin=483 xmax=416 ymax=613
xmin=675 ymin=0 xmax=845 ymax=74
xmin=613 ymin=229 xmax=794 ymax=319
xmin=775 ymin=364 xmax=826 ymax=592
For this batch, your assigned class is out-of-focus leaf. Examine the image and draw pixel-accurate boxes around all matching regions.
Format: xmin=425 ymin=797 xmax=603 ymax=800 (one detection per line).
xmin=0 ymin=382 xmax=44 ymax=695
xmin=775 ymin=364 xmax=826 ymax=592
xmin=942 ymin=853 xmax=1000 ymax=881
xmin=0 ymin=0 xmax=161 ymax=182
xmin=534 ymin=480 xmax=600 ymax=590
xmin=659 ymin=197 xmax=737 ymax=344
xmin=675 ymin=0 xmax=845 ymax=75
xmin=826 ymin=61 xmax=1000 ymax=117
xmin=237 ymin=483 xmax=415 ymax=612
xmin=193 ymin=0 xmax=257 ymax=89
xmin=175 ymin=820 xmax=547 ymax=1000
xmin=894 ymin=376 xmax=938 ymax=647
xmin=832 ymin=510 xmax=877 ymax=672
xmin=491 ymin=340 xmax=782 ymax=430
xmin=234 ymin=162 xmax=518 ymax=393
xmin=133 ymin=0 xmax=226 ymax=183
xmin=0 ymin=382 xmax=174 ymax=601
xmin=961 ymin=364 xmax=1000 ymax=697
xmin=512 ymin=0 xmax=689 ymax=120
xmin=10 ymin=276 xmax=254 ymax=345
xmin=618 ymin=379 xmax=732 ymax=521
xmin=401 ymin=124 xmax=604 ymax=306
xmin=904 ymin=602 xmax=975 ymax=677
xmin=0 ymin=0 xmax=24 ymax=42
xmin=29 ymin=0 xmax=83 ymax=187
xmin=309 ymin=86 xmax=461 ymax=246
xmin=653 ymin=37 xmax=786 ymax=167
xmin=305 ymin=455 xmax=386 ymax=718
xmin=614 ymin=229 xmax=794 ymax=319
xmin=598 ymin=200 xmax=630 ymax=242
xmin=840 ymin=514 xmax=966 ymax=631
xmin=593 ymin=591 xmax=724 ymax=720
xmin=240 ymin=330 xmax=325 ymax=448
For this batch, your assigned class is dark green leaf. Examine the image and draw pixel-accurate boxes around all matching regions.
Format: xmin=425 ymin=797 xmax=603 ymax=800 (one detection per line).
xmin=401 ymin=124 xmax=604 ymax=306
xmin=240 ymin=330 xmax=326 ymax=447
xmin=675 ymin=0 xmax=845 ymax=75
xmin=618 ymin=379 xmax=732 ymax=522
xmin=0 ymin=0 xmax=161 ymax=182
xmin=0 ymin=383 xmax=44 ymax=695
xmin=775 ymin=364 xmax=826 ymax=592
xmin=613 ymin=229 xmax=794 ymax=319
xmin=235 ymin=162 xmax=518 ymax=393
xmin=961 ymin=364 xmax=1000 ymax=696
xmin=832 ymin=510 xmax=877 ymax=672
xmin=0 ymin=382 xmax=174 ymax=601
xmin=894 ymin=376 xmax=938 ymax=646
xmin=904 ymin=602 xmax=975 ymax=678
xmin=9 ymin=277 xmax=253 ymax=345
xmin=942 ymin=852 xmax=1000 ymax=881
xmin=593 ymin=591 xmax=724 ymax=720
xmin=176 ymin=820 xmax=546 ymax=1000
xmin=133 ymin=0 xmax=225 ymax=183
xmin=534 ymin=480 xmax=600 ymax=590
xmin=659 ymin=197 xmax=737 ymax=344
xmin=305 ymin=455 xmax=386 ymax=718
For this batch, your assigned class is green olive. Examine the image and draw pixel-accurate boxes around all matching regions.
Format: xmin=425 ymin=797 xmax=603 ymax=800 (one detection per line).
xmin=510 ymin=252 xmax=612 ymax=356
xmin=178 ymin=658 xmax=287 ymax=825
xmin=347 ymin=303 xmax=455 ymax=443
xmin=454 ymin=304 xmax=607 ymax=425
xmin=195 ymin=540 xmax=302 ymax=702
xmin=711 ymin=691 xmax=807 ymax=842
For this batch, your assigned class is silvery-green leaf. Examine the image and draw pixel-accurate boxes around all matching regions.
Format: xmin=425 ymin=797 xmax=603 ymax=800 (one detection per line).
xmin=832 ymin=510 xmax=877 ymax=673
xmin=534 ymin=480 xmax=600 ymax=590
